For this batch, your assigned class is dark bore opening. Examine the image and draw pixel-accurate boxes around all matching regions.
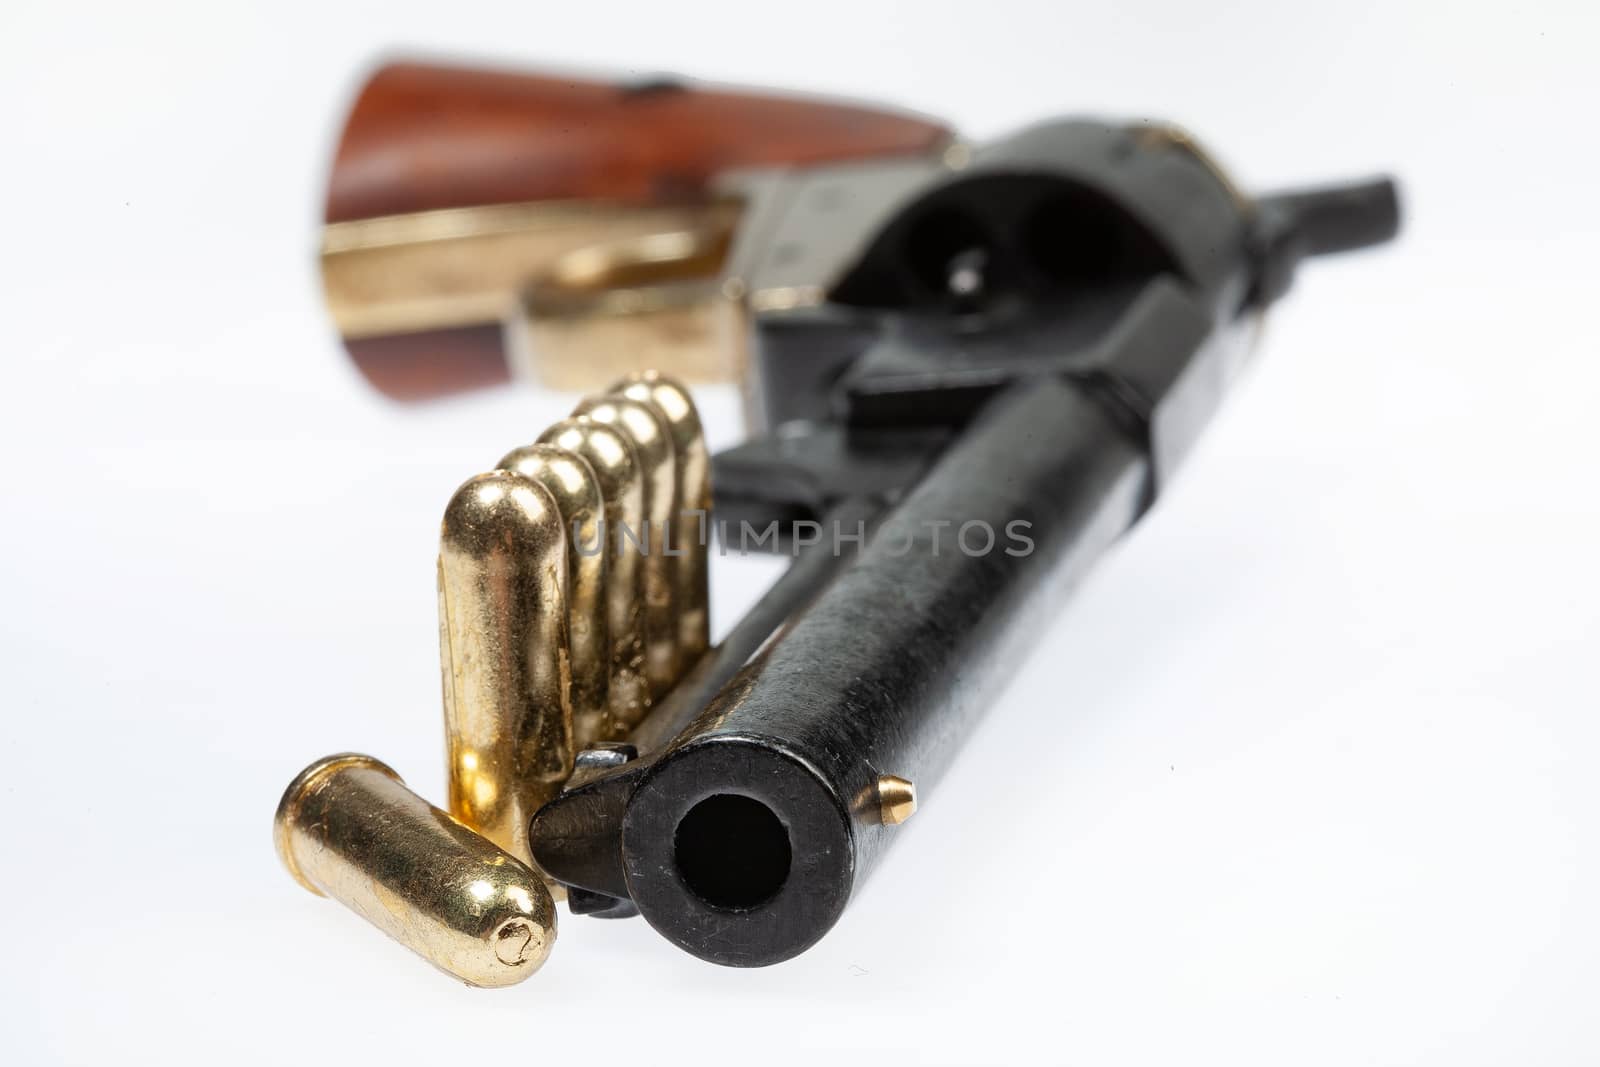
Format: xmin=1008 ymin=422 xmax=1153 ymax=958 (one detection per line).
xmin=673 ymin=793 xmax=792 ymax=911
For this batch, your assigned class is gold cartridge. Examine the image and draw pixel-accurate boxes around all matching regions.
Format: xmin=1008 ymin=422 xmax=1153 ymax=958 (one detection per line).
xmin=612 ymin=372 xmax=711 ymax=664
xmin=438 ymin=470 xmax=571 ymax=863
xmin=274 ymin=753 xmax=556 ymax=987
xmin=538 ymin=417 xmax=650 ymax=733
xmin=497 ymin=443 xmax=609 ymax=749
xmin=570 ymin=395 xmax=679 ymax=695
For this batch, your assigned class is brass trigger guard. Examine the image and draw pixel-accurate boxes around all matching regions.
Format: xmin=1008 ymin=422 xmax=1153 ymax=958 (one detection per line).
xmin=512 ymin=209 xmax=745 ymax=391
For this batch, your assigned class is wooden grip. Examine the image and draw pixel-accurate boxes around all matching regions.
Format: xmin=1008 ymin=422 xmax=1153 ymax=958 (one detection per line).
xmin=327 ymin=61 xmax=950 ymax=223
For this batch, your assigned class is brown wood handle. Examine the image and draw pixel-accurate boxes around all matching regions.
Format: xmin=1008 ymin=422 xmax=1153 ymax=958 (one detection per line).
xmin=327 ymin=60 xmax=950 ymax=224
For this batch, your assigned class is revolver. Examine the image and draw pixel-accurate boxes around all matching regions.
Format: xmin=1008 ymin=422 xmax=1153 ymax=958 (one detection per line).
xmin=277 ymin=59 xmax=1400 ymax=982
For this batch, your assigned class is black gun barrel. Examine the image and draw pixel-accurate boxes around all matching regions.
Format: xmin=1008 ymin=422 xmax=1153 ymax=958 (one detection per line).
xmin=620 ymin=376 xmax=1149 ymax=965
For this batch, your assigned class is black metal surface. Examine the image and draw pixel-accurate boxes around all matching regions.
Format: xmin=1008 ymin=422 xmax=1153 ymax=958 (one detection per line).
xmin=622 ymin=378 xmax=1150 ymax=964
xmin=710 ymin=427 xmax=945 ymax=532
xmin=527 ymin=113 xmax=1402 ymax=966
xmin=630 ymin=495 xmax=885 ymax=754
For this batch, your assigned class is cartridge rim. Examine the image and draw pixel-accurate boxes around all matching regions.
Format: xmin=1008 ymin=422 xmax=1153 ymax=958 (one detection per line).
xmin=273 ymin=752 xmax=401 ymax=896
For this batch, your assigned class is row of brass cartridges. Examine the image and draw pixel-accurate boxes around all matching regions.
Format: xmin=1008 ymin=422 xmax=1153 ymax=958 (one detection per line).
xmin=438 ymin=372 xmax=711 ymax=866
xmin=272 ymin=373 xmax=709 ymax=988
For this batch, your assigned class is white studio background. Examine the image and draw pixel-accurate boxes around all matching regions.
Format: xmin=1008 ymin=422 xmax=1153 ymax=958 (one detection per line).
xmin=2 ymin=2 xmax=1596 ymax=1063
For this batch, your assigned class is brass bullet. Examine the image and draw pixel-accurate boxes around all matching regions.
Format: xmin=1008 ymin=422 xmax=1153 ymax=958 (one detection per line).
xmin=274 ymin=753 xmax=557 ymax=987
xmin=497 ymin=443 xmax=610 ymax=750
xmin=438 ymin=470 xmax=571 ymax=863
xmin=570 ymin=395 xmax=680 ymax=696
xmin=538 ymin=417 xmax=650 ymax=733
xmin=612 ymin=372 xmax=711 ymax=665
